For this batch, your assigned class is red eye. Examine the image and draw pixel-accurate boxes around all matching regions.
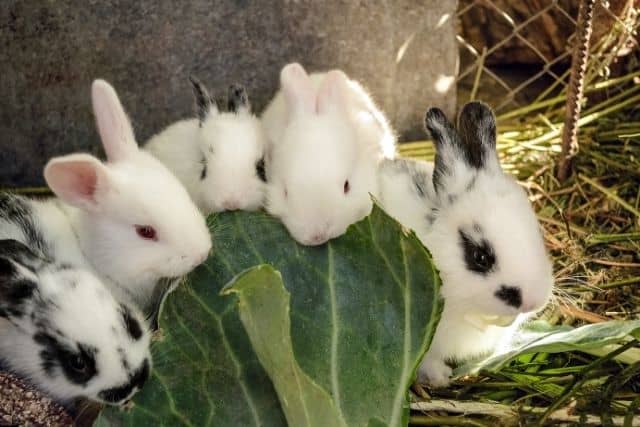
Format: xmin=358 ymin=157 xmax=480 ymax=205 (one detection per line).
xmin=135 ymin=225 xmax=157 ymax=241
xmin=343 ymin=180 xmax=350 ymax=194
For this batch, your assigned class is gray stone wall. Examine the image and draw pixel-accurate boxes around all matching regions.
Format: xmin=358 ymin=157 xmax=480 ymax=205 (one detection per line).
xmin=0 ymin=0 xmax=457 ymax=187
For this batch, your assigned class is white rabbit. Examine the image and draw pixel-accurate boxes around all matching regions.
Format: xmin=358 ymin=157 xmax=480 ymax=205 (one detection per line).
xmin=378 ymin=102 xmax=553 ymax=387
xmin=145 ymin=78 xmax=266 ymax=213
xmin=0 ymin=238 xmax=151 ymax=405
xmin=261 ymin=63 xmax=396 ymax=246
xmin=40 ymin=80 xmax=212 ymax=312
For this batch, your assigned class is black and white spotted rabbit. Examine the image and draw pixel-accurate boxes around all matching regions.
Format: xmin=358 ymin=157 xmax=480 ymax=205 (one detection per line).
xmin=378 ymin=102 xmax=554 ymax=386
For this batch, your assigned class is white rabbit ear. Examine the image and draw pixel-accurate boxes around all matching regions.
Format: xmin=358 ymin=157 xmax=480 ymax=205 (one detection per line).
xmin=316 ymin=70 xmax=349 ymax=115
xmin=280 ymin=63 xmax=315 ymax=114
xmin=91 ymin=79 xmax=138 ymax=163
xmin=44 ymin=154 xmax=111 ymax=212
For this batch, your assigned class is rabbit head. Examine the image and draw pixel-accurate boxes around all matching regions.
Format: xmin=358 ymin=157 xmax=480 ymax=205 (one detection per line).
xmin=0 ymin=239 xmax=151 ymax=405
xmin=265 ymin=63 xmax=378 ymax=246
xmin=43 ymin=80 xmax=212 ymax=304
xmin=190 ymin=77 xmax=266 ymax=212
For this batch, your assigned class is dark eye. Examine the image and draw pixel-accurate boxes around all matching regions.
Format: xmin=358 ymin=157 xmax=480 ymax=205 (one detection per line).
xmin=256 ymin=158 xmax=266 ymax=183
xmin=284 ymin=187 xmax=288 ymax=198
xmin=69 ymin=355 xmax=87 ymax=373
xmin=343 ymin=180 xmax=350 ymax=194
xmin=473 ymin=248 xmax=491 ymax=270
xmin=459 ymin=230 xmax=496 ymax=274
xmin=135 ymin=225 xmax=157 ymax=241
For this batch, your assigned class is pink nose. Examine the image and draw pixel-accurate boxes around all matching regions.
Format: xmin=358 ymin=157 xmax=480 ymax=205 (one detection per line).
xmin=222 ymin=199 xmax=240 ymax=211
xmin=309 ymin=233 xmax=328 ymax=245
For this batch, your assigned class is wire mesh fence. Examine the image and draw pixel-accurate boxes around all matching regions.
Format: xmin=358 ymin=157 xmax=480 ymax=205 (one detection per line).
xmin=456 ymin=0 xmax=639 ymax=114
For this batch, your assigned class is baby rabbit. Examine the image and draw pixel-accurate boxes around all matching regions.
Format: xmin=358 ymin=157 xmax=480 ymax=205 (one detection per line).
xmin=378 ymin=102 xmax=553 ymax=387
xmin=261 ymin=63 xmax=396 ymax=246
xmin=0 ymin=239 xmax=151 ymax=405
xmin=42 ymin=80 xmax=212 ymax=312
xmin=145 ymin=77 xmax=266 ymax=213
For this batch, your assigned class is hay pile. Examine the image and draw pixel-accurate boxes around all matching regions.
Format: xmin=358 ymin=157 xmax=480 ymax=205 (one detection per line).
xmin=404 ymin=30 xmax=640 ymax=425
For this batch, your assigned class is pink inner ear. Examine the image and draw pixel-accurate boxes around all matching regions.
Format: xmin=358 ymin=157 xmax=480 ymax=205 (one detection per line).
xmin=316 ymin=70 xmax=348 ymax=115
xmin=281 ymin=63 xmax=316 ymax=114
xmin=45 ymin=159 xmax=101 ymax=209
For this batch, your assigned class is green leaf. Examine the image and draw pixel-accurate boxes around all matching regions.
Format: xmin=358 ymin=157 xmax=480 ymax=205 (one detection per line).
xmin=456 ymin=320 xmax=640 ymax=376
xmin=97 ymin=204 xmax=442 ymax=426
xmin=223 ymin=265 xmax=348 ymax=427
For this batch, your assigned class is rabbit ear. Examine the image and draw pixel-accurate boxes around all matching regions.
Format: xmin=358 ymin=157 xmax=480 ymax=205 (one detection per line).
xmin=457 ymin=101 xmax=499 ymax=171
xmin=44 ymin=153 xmax=112 ymax=213
xmin=424 ymin=107 xmax=464 ymax=195
xmin=0 ymin=240 xmax=38 ymax=319
xmin=91 ymin=79 xmax=138 ymax=163
xmin=316 ymin=70 xmax=349 ymax=115
xmin=190 ymin=75 xmax=217 ymax=123
xmin=281 ymin=63 xmax=315 ymax=115
xmin=227 ymin=83 xmax=251 ymax=113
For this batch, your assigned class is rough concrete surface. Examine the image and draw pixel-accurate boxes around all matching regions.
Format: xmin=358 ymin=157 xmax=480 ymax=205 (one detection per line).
xmin=1 ymin=1 xmax=457 ymax=187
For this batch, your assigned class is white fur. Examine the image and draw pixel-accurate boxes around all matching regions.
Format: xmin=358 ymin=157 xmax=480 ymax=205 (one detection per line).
xmin=378 ymin=106 xmax=553 ymax=387
xmin=261 ymin=63 xmax=396 ymax=246
xmin=0 ymin=252 xmax=151 ymax=405
xmin=145 ymin=88 xmax=266 ymax=213
xmin=42 ymin=80 xmax=212 ymax=311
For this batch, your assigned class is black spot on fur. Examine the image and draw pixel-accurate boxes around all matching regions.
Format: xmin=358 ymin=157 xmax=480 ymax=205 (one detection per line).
xmin=0 ymin=277 xmax=36 ymax=318
xmin=495 ymin=285 xmax=522 ymax=308
xmin=459 ymin=229 xmax=496 ymax=275
xmin=0 ymin=240 xmax=44 ymax=319
xmin=0 ymin=194 xmax=49 ymax=256
xmin=189 ymin=75 xmax=213 ymax=125
xmin=256 ymin=158 xmax=266 ymax=183
xmin=200 ymin=160 xmax=207 ymax=181
xmin=120 ymin=304 xmax=143 ymax=341
xmin=227 ymin=84 xmax=250 ymax=113
xmin=98 ymin=359 xmax=150 ymax=404
xmin=35 ymin=333 xmax=98 ymax=385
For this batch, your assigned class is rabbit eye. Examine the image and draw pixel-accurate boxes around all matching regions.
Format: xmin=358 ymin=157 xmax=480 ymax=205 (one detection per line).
xmin=473 ymin=249 xmax=490 ymax=269
xmin=343 ymin=180 xmax=350 ymax=194
xmin=69 ymin=355 xmax=87 ymax=372
xmin=459 ymin=230 xmax=496 ymax=274
xmin=135 ymin=225 xmax=157 ymax=241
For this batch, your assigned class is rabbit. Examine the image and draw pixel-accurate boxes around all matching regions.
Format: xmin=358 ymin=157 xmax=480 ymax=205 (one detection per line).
xmin=41 ymin=79 xmax=212 ymax=312
xmin=378 ymin=101 xmax=554 ymax=387
xmin=260 ymin=63 xmax=396 ymax=246
xmin=145 ymin=77 xmax=267 ymax=213
xmin=0 ymin=238 xmax=152 ymax=405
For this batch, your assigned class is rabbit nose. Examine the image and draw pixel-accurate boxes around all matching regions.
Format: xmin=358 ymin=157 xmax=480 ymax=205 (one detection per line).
xmin=494 ymin=285 xmax=522 ymax=309
xmin=222 ymin=199 xmax=240 ymax=211
xmin=309 ymin=233 xmax=328 ymax=245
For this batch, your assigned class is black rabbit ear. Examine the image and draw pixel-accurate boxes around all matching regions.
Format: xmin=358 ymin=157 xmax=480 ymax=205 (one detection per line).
xmin=424 ymin=107 xmax=463 ymax=195
xmin=227 ymin=84 xmax=251 ymax=113
xmin=457 ymin=101 xmax=498 ymax=170
xmin=0 ymin=240 xmax=39 ymax=319
xmin=189 ymin=75 xmax=217 ymax=124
